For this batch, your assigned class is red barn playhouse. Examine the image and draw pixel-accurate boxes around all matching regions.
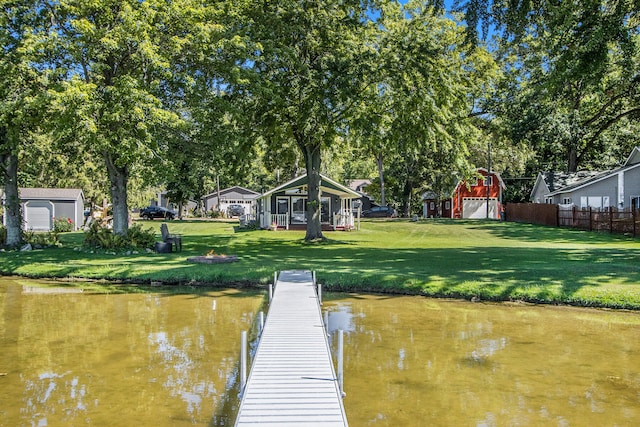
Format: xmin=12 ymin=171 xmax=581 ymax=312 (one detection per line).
xmin=451 ymin=168 xmax=505 ymax=219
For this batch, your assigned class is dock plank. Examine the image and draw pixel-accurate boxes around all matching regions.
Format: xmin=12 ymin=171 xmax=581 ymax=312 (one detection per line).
xmin=235 ymin=270 xmax=348 ymax=427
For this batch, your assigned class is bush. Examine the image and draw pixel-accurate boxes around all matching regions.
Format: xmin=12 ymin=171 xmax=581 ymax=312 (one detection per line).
xmin=207 ymin=209 xmax=223 ymax=218
xmin=0 ymin=225 xmax=6 ymax=246
xmin=83 ymin=219 xmax=156 ymax=250
xmin=53 ymin=217 xmax=74 ymax=233
xmin=126 ymin=223 xmax=156 ymax=248
xmin=23 ymin=230 xmax=60 ymax=247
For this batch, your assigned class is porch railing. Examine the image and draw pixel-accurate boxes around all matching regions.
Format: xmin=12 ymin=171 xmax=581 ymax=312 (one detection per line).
xmin=270 ymin=213 xmax=289 ymax=230
xmin=333 ymin=210 xmax=354 ymax=230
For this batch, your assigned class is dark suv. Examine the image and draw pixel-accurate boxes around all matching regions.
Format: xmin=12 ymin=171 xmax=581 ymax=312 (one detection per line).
xmin=227 ymin=204 xmax=245 ymax=217
xmin=140 ymin=206 xmax=176 ymax=220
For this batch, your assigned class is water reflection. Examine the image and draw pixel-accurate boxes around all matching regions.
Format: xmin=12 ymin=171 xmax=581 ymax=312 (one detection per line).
xmin=325 ymin=295 xmax=640 ymax=427
xmin=0 ymin=278 xmax=264 ymax=427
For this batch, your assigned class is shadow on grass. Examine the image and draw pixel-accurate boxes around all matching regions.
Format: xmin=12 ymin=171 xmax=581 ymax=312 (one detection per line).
xmin=2 ymin=221 xmax=640 ymax=308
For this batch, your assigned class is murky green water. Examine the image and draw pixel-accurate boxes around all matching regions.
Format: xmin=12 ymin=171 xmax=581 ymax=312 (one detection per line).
xmin=2 ymin=279 xmax=639 ymax=427
xmin=324 ymin=295 xmax=640 ymax=427
xmin=0 ymin=277 xmax=264 ymax=427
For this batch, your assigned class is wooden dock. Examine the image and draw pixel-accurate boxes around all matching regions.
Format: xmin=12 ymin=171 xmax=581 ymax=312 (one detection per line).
xmin=234 ymin=270 xmax=348 ymax=427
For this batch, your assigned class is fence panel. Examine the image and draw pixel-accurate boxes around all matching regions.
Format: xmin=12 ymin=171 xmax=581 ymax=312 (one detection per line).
xmin=505 ymin=204 xmax=638 ymax=238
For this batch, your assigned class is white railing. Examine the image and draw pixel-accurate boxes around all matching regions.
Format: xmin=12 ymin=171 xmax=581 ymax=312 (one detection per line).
xmin=333 ymin=210 xmax=354 ymax=230
xmin=270 ymin=213 xmax=289 ymax=230
xmin=239 ymin=214 xmax=257 ymax=227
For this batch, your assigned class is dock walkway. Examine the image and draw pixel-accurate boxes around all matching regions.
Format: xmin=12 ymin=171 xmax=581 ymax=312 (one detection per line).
xmin=234 ymin=270 xmax=348 ymax=426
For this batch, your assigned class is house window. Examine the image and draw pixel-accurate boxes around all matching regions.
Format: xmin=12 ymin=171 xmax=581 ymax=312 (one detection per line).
xmin=545 ymin=197 xmax=554 ymax=204
xmin=562 ymin=198 xmax=572 ymax=204
xmin=483 ymin=176 xmax=493 ymax=186
xmin=580 ymin=196 xmax=610 ymax=209
xmin=444 ymin=200 xmax=450 ymax=210
xmin=291 ymin=196 xmax=307 ymax=224
xmin=631 ymin=196 xmax=640 ymax=210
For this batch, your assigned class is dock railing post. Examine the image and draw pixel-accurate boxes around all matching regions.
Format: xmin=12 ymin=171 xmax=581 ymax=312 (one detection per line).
xmin=268 ymin=283 xmax=273 ymax=303
xmin=274 ymin=271 xmax=278 ymax=288
xmin=258 ymin=311 xmax=264 ymax=336
xmin=338 ymin=329 xmax=345 ymax=398
xmin=240 ymin=330 xmax=247 ymax=396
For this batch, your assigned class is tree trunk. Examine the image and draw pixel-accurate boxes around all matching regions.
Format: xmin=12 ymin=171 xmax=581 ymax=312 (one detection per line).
xmin=302 ymin=144 xmax=324 ymax=241
xmin=376 ymin=154 xmax=386 ymax=206
xmin=2 ymin=150 xmax=22 ymax=247
xmin=568 ymin=144 xmax=578 ymax=172
xmin=105 ymin=152 xmax=129 ymax=236
xmin=402 ymin=178 xmax=412 ymax=218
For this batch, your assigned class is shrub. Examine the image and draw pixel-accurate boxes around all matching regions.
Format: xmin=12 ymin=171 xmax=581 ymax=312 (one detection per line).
xmin=126 ymin=223 xmax=156 ymax=248
xmin=83 ymin=219 xmax=156 ymax=250
xmin=208 ymin=209 xmax=223 ymax=218
xmin=0 ymin=225 xmax=6 ymax=246
xmin=23 ymin=230 xmax=60 ymax=247
xmin=53 ymin=217 xmax=74 ymax=233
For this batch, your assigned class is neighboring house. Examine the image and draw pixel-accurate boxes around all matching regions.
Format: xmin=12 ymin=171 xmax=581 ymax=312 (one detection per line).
xmin=530 ymin=146 xmax=640 ymax=210
xmin=1 ymin=188 xmax=85 ymax=231
xmin=347 ymin=179 xmax=374 ymax=212
xmin=451 ymin=168 xmax=506 ymax=219
xmin=153 ymin=191 xmax=197 ymax=213
xmin=258 ymin=173 xmax=361 ymax=230
xmin=347 ymin=179 xmax=371 ymax=193
xmin=202 ymin=186 xmax=261 ymax=216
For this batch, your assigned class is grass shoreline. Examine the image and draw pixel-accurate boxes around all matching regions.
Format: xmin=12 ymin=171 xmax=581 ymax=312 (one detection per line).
xmin=2 ymin=219 xmax=640 ymax=310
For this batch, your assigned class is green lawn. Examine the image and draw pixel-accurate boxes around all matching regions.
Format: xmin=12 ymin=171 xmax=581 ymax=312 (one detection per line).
xmin=2 ymin=218 xmax=640 ymax=309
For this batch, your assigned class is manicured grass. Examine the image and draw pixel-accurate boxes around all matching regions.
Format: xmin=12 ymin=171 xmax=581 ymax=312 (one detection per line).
xmin=2 ymin=218 xmax=640 ymax=309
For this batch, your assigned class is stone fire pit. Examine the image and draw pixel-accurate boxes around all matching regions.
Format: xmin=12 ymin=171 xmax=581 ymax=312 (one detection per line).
xmin=187 ymin=255 xmax=239 ymax=264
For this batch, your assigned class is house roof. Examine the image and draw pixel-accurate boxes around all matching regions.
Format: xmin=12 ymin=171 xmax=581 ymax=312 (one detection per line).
xmin=624 ymin=146 xmax=640 ymax=166
xmin=260 ymin=173 xmax=360 ymax=199
xmin=541 ymin=171 xmax=607 ymax=193
xmin=546 ymin=162 xmax=640 ymax=197
xmin=12 ymin=187 xmax=85 ymax=201
xmin=202 ymin=186 xmax=260 ymax=199
xmin=532 ymin=147 xmax=640 ymax=199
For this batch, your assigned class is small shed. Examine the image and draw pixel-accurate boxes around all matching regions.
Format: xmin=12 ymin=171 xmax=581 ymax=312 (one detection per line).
xmin=2 ymin=188 xmax=85 ymax=231
xmin=452 ymin=169 xmax=505 ymax=219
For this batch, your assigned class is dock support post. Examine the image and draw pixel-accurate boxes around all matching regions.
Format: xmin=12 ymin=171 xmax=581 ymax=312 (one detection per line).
xmin=338 ymin=329 xmax=345 ymax=398
xmin=268 ymin=283 xmax=273 ymax=302
xmin=240 ymin=330 xmax=247 ymax=396
xmin=318 ymin=283 xmax=322 ymax=305
xmin=258 ymin=312 xmax=264 ymax=336
xmin=324 ymin=310 xmax=329 ymax=336
xmin=274 ymin=271 xmax=277 ymax=287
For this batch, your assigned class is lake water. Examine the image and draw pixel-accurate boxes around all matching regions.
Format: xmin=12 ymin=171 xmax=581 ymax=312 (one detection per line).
xmin=324 ymin=294 xmax=640 ymax=426
xmin=1 ymin=278 xmax=639 ymax=426
xmin=0 ymin=277 xmax=263 ymax=426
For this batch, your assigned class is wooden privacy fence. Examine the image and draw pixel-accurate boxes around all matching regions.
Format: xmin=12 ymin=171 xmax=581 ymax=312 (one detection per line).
xmin=505 ymin=203 xmax=640 ymax=237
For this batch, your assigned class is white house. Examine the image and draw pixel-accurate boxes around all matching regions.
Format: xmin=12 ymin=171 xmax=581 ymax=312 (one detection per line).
xmin=257 ymin=173 xmax=361 ymax=230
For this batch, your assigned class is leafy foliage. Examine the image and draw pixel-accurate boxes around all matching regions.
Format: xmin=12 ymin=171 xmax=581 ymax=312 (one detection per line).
xmin=23 ymin=230 xmax=60 ymax=248
xmin=83 ymin=219 xmax=155 ymax=250
xmin=53 ymin=217 xmax=74 ymax=233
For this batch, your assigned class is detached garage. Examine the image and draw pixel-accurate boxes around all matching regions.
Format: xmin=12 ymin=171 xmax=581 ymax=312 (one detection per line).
xmin=2 ymin=188 xmax=85 ymax=231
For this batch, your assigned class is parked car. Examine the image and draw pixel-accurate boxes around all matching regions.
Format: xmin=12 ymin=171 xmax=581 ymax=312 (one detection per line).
xmin=227 ymin=204 xmax=245 ymax=217
xmin=140 ymin=206 xmax=176 ymax=220
xmin=362 ymin=205 xmax=397 ymax=218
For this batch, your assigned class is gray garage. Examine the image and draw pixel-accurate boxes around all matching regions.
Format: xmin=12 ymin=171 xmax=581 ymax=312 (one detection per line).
xmin=2 ymin=188 xmax=85 ymax=231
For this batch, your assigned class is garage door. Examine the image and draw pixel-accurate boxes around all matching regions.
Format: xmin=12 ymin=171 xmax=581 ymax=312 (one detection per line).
xmin=25 ymin=201 xmax=52 ymax=231
xmin=462 ymin=198 xmax=498 ymax=219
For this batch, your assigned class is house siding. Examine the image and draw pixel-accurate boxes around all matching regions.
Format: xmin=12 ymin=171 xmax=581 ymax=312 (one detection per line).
xmin=569 ymin=175 xmax=617 ymax=209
